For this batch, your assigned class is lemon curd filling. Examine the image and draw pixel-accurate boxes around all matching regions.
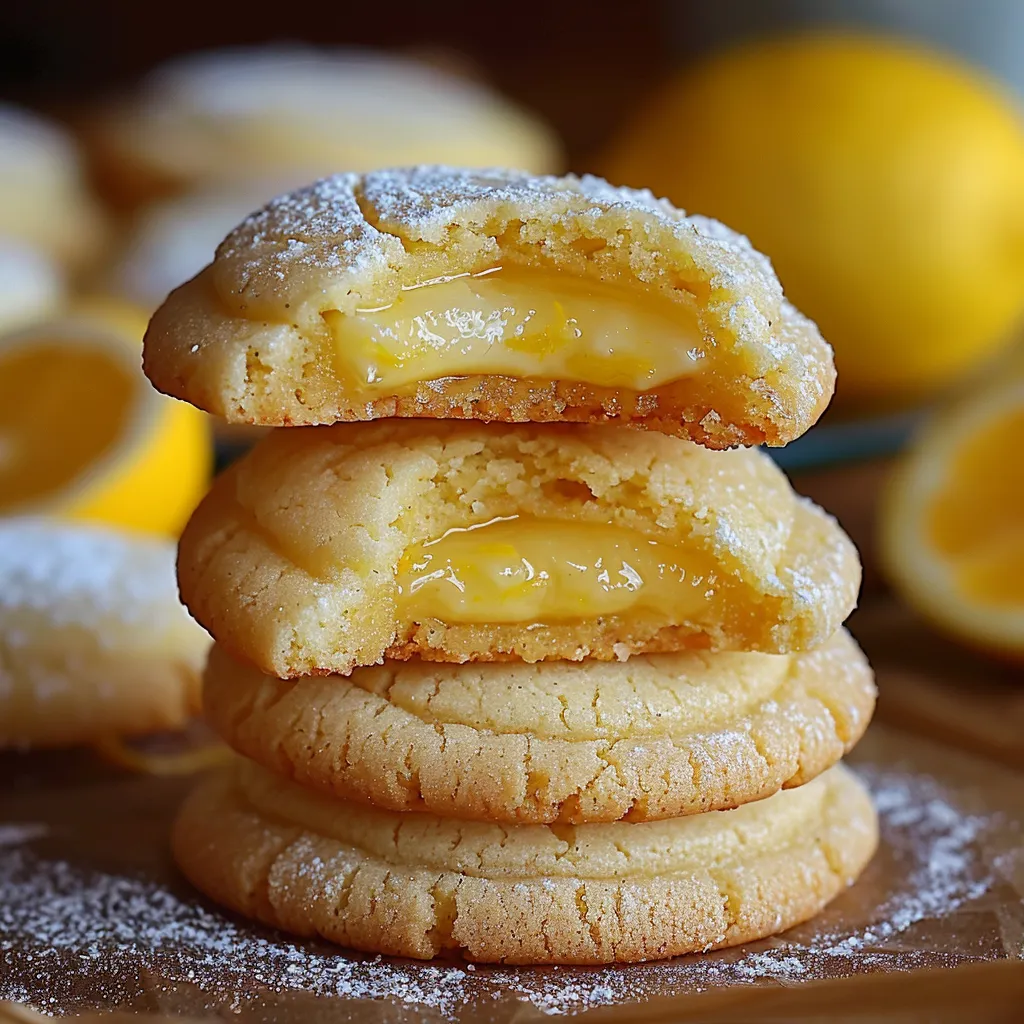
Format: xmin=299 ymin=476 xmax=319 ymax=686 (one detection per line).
xmin=322 ymin=266 xmax=707 ymax=395
xmin=395 ymin=516 xmax=718 ymax=625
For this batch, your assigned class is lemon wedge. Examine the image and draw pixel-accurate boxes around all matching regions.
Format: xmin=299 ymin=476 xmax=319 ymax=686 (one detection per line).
xmin=0 ymin=309 xmax=210 ymax=535
xmin=881 ymin=374 xmax=1024 ymax=656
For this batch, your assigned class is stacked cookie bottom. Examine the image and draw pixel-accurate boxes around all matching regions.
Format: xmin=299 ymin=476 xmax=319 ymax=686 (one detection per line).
xmin=177 ymin=652 xmax=875 ymax=963
xmin=171 ymin=424 xmax=878 ymax=965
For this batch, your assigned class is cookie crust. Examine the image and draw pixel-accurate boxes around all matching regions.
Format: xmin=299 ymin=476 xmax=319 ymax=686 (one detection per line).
xmin=172 ymin=761 xmax=877 ymax=964
xmin=204 ymin=630 xmax=874 ymax=823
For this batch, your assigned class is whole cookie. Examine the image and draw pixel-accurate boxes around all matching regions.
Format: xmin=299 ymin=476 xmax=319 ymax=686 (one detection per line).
xmin=0 ymin=104 xmax=106 ymax=270
xmin=173 ymin=760 xmax=877 ymax=964
xmin=143 ymin=167 xmax=834 ymax=448
xmin=204 ymin=629 xmax=875 ymax=823
xmin=0 ymin=519 xmax=209 ymax=748
xmin=177 ymin=420 xmax=860 ymax=678
xmin=91 ymin=49 xmax=560 ymax=206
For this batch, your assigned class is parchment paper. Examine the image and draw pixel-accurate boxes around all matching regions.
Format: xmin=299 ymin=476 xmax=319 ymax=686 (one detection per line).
xmin=1 ymin=724 xmax=1022 ymax=1022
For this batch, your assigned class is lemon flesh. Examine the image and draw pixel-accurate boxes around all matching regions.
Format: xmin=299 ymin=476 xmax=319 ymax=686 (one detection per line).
xmin=0 ymin=343 xmax=137 ymax=510
xmin=925 ymin=407 xmax=1024 ymax=608
xmin=0 ymin=316 xmax=211 ymax=536
xmin=881 ymin=377 xmax=1024 ymax=654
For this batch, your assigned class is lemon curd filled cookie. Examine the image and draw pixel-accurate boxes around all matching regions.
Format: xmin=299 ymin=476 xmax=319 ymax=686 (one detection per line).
xmin=152 ymin=161 xmax=875 ymax=965
xmin=204 ymin=629 xmax=875 ymax=823
xmin=177 ymin=420 xmax=860 ymax=678
xmin=144 ymin=167 xmax=835 ymax=448
xmin=0 ymin=519 xmax=209 ymax=749
xmin=173 ymin=759 xmax=877 ymax=964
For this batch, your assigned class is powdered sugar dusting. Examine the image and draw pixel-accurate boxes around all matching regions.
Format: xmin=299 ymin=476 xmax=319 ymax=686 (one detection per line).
xmin=220 ymin=166 xmax=776 ymax=303
xmin=360 ymin=166 xmax=679 ymax=238
xmin=216 ymin=173 xmax=385 ymax=279
xmin=0 ymin=103 xmax=79 ymax=179
xmin=1 ymin=763 xmax=1010 ymax=1019
xmin=0 ymin=519 xmax=189 ymax=635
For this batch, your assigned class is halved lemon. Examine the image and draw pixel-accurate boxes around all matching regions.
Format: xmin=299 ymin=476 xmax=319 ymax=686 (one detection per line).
xmin=68 ymin=294 xmax=153 ymax=340
xmin=0 ymin=309 xmax=211 ymax=536
xmin=881 ymin=374 xmax=1024 ymax=656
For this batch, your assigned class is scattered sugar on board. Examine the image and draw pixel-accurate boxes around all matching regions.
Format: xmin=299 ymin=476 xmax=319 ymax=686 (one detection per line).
xmin=0 ymin=766 xmax=1002 ymax=1019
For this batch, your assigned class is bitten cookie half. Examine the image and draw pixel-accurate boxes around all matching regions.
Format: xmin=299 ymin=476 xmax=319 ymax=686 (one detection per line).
xmin=204 ymin=629 xmax=875 ymax=823
xmin=173 ymin=760 xmax=877 ymax=964
xmin=0 ymin=519 xmax=209 ymax=748
xmin=177 ymin=420 xmax=861 ymax=678
xmin=143 ymin=167 xmax=834 ymax=448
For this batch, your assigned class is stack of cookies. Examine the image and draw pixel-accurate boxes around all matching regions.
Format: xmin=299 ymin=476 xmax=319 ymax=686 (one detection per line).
xmin=145 ymin=168 xmax=878 ymax=965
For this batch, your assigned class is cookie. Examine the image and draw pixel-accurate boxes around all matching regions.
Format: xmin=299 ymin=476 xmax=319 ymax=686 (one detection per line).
xmin=0 ymin=520 xmax=209 ymax=748
xmin=0 ymin=1005 xmax=202 ymax=1023
xmin=143 ymin=167 xmax=834 ymax=448
xmin=0 ymin=239 xmax=63 ymax=334
xmin=173 ymin=760 xmax=876 ymax=964
xmin=90 ymin=48 xmax=560 ymax=208
xmin=0 ymin=104 xmax=106 ymax=270
xmin=204 ymin=629 xmax=874 ymax=823
xmin=108 ymin=186 xmax=285 ymax=313
xmin=177 ymin=420 xmax=860 ymax=678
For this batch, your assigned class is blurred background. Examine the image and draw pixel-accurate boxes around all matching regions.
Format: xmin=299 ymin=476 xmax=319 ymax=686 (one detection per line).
xmin=1 ymin=0 xmax=1023 ymax=730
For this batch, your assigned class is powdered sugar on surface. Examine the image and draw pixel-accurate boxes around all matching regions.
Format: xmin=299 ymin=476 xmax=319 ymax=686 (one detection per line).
xmin=0 ymin=103 xmax=78 ymax=177
xmin=142 ymin=46 xmax=520 ymax=123
xmin=1 ymin=763 xmax=1011 ymax=1020
xmin=0 ymin=519 xmax=187 ymax=635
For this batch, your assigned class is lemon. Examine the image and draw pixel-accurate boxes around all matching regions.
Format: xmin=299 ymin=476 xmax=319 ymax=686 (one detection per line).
xmin=0 ymin=309 xmax=211 ymax=536
xmin=880 ymin=367 xmax=1024 ymax=657
xmin=69 ymin=294 xmax=153 ymax=341
xmin=604 ymin=33 xmax=1024 ymax=404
